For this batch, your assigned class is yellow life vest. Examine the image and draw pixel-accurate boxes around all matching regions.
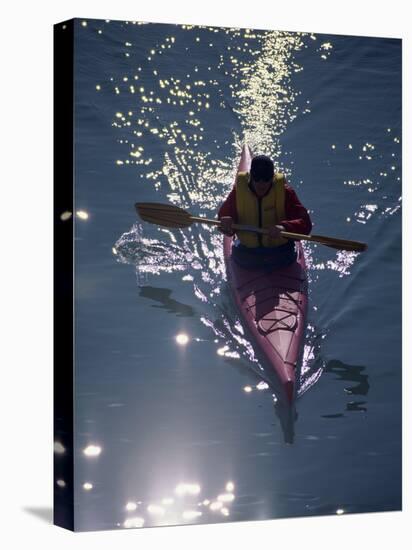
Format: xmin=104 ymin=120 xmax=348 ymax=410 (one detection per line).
xmin=235 ymin=172 xmax=288 ymax=248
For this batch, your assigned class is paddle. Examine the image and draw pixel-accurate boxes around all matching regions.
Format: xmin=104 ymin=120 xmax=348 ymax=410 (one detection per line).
xmin=135 ymin=202 xmax=367 ymax=253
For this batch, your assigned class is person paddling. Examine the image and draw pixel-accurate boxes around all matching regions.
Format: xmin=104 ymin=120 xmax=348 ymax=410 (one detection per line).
xmin=218 ymin=154 xmax=312 ymax=269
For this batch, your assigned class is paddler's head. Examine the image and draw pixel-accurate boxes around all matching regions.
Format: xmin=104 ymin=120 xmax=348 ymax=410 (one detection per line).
xmin=250 ymin=155 xmax=274 ymax=197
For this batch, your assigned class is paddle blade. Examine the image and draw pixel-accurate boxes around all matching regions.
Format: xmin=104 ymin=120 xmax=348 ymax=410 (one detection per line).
xmin=135 ymin=202 xmax=193 ymax=229
xmin=310 ymin=234 xmax=368 ymax=252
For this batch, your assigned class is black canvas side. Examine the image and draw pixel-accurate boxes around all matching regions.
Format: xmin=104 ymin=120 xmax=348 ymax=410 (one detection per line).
xmin=53 ymin=18 xmax=75 ymax=532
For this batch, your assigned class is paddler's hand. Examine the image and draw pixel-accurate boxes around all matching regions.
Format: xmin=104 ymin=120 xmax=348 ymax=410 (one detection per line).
xmin=219 ymin=216 xmax=235 ymax=236
xmin=268 ymin=225 xmax=285 ymax=239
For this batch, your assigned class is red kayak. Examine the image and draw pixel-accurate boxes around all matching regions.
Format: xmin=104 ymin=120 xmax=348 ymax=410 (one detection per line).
xmin=223 ymin=145 xmax=308 ymax=403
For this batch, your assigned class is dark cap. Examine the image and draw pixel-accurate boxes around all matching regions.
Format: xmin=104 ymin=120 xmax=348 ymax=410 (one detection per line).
xmin=250 ymin=155 xmax=274 ymax=182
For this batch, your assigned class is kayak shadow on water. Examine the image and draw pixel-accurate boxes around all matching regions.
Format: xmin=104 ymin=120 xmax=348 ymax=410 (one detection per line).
xmin=321 ymin=359 xmax=370 ymax=418
xmin=139 ymin=286 xmax=195 ymax=317
xmin=324 ymin=359 xmax=369 ymax=396
xmin=222 ymin=354 xmax=298 ymax=444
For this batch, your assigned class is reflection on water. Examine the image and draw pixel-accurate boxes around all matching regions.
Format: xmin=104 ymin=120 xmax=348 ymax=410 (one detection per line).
xmin=123 ymin=516 xmax=145 ymax=528
xmin=76 ymin=210 xmax=89 ymax=220
xmin=119 ymin=478 xmax=236 ymax=528
xmin=175 ymin=482 xmax=201 ymax=496
xmin=83 ymin=444 xmax=102 ymax=457
xmin=175 ymin=333 xmax=190 ymax=345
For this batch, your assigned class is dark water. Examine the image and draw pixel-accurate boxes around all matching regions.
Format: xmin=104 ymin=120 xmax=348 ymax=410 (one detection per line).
xmin=61 ymin=18 xmax=401 ymax=531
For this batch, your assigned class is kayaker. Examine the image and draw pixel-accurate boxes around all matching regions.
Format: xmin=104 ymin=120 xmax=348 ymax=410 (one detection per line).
xmin=218 ymin=154 xmax=312 ymax=269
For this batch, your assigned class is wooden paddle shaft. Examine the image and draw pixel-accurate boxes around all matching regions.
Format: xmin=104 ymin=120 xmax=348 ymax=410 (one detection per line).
xmin=191 ymin=215 xmax=300 ymax=239
xmin=190 ymin=215 xmax=366 ymax=251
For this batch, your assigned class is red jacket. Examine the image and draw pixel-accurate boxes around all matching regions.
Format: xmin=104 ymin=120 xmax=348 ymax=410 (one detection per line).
xmin=218 ymin=181 xmax=312 ymax=235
